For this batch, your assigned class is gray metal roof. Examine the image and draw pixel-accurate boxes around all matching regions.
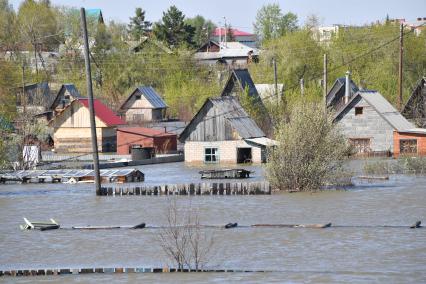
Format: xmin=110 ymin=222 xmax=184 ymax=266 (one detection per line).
xmin=209 ymin=97 xmax=265 ymax=138
xmin=137 ymin=86 xmax=167 ymax=109
xmin=50 ymin=84 xmax=83 ymax=110
xmin=360 ymin=91 xmax=415 ymax=131
xmin=326 ymin=77 xmax=359 ymax=107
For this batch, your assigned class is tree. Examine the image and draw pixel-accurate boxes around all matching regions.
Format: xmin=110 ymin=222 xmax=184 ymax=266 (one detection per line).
xmin=128 ymin=7 xmax=152 ymax=41
xmin=225 ymin=24 xmax=235 ymax=42
xmin=153 ymin=5 xmax=195 ymax=48
xmin=185 ymin=15 xmax=216 ymax=47
xmin=266 ymin=101 xmax=350 ymax=191
xmin=304 ymin=14 xmax=321 ymax=30
xmin=0 ymin=0 xmax=19 ymax=55
xmin=253 ymin=3 xmax=298 ymax=42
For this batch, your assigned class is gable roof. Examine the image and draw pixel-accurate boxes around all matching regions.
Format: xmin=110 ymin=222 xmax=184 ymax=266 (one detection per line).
xmin=179 ymin=96 xmax=265 ymax=142
xmin=17 ymin=82 xmax=51 ymax=107
xmin=119 ymin=86 xmax=167 ymax=111
xmin=50 ymin=98 xmax=124 ymax=127
xmin=194 ymin=42 xmax=259 ymax=60
xmin=221 ymin=68 xmax=260 ymax=98
xmin=78 ymin=99 xmax=125 ymax=126
xmin=212 ymin=28 xmax=254 ymax=37
xmin=335 ymin=90 xmax=415 ymax=131
xmin=326 ymin=77 xmax=359 ymax=107
xmin=50 ymin=84 xmax=83 ymax=110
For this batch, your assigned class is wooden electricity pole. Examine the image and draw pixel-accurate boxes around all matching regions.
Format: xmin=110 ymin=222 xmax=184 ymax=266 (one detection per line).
xmin=323 ymin=53 xmax=328 ymax=113
xmin=398 ymin=23 xmax=404 ymax=110
xmin=272 ymin=57 xmax=278 ymax=102
xmin=80 ymin=8 xmax=101 ymax=195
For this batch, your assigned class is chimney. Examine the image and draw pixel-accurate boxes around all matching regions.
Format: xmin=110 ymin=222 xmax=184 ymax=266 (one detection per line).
xmin=345 ymin=71 xmax=351 ymax=104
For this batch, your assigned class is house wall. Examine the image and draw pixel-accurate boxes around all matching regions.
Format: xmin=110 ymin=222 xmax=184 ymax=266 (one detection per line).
xmin=393 ymin=131 xmax=426 ymax=157
xmin=336 ymin=97 xmax=395 ymax=152
xmin=184 ymin=140 xmax=262 ymax=164
xmin=53 ymin=127 xmax=116 ymax=153
xmin=116 ymin=131 xmax=177 ymax=155
xmin=122 ymin=91 xmax=165 ymax=123
xmin=51 ymin=102 xmax=107 ymax=128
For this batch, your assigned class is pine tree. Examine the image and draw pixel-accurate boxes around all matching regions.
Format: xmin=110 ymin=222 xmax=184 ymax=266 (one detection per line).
xmin=153 ymin=5 xmax=195 ymax=48
xmin=128 ymin=7 xmax=152 ymax=41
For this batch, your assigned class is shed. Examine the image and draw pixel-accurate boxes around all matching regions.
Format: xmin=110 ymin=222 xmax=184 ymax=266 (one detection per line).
xmin=393 ymin=128 xmax=426 ymax=157
xmin=49 ymin=98 xmax=125 ymax=153
xmin=118 ymin=86 xmax=167 ymax=124
xmin=401 ymin=77 xmax=426 ymax=127
xmin=116 ymin=127 xmax=177 ymax=155
xmin=334 ymin=90 xmax=415 ymax=155
xmin=16 ymin=82 xmax=52 ymax=114
xmin=179 ymin=96 xmax=274 ymax=164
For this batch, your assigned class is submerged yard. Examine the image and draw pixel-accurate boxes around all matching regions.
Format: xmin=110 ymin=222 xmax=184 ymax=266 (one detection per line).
xmin=0 ymin=161 xmax=425 ymax=283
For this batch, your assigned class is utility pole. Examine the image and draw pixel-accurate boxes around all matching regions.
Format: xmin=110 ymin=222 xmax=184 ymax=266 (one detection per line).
xmin=398 ymin=23 xmax=404 ymax=111
xmin=323 ymin=53 xmax=328 ymax=112
xmin=80 ymin=8 xmax=101 ymax=195
xmin=22 ymin=61 xmax=26 ymax=113
xmin=223 ymin=17 xmax=227 ymax=47
xmin=272 ymin=57 xmax=278 ymax=102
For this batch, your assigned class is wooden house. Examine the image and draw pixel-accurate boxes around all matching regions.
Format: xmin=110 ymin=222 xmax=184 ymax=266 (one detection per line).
xmin=116 ymin=127 xmax=177 ymax=155
xmin=117 ymin=86 xmax=167 ymax=124
xmin=401 ymin=77 xmax=426 ymax=127
xmin=334 ymin=90 xmax=416 ymax=155
xmin=50 ymin=84 xmax=83 ymax=115
xmin=179 ymin=96 xmax=276 ymax=164
xmin=16 ymin=82 xmax=52 ymax=114
xmin=49 ymin=98 xmax=124 ymax=153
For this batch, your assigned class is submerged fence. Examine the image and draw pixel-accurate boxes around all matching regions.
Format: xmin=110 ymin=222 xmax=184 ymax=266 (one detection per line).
xmin=100 ymin=181 xmax=272 ymax=196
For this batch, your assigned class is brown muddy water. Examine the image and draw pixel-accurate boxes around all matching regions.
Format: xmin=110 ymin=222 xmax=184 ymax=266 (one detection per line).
xmin=0 ymin=162 xmax=425 ymax=283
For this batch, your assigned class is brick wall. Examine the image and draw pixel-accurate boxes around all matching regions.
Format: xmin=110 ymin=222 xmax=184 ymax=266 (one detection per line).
xmin=393 ymin=131 xmax=426 ymax=157
xmin=117 ymin=131 xmax=177 ymax=155
xmin=184 ymin=140 xmax=262 ymax=164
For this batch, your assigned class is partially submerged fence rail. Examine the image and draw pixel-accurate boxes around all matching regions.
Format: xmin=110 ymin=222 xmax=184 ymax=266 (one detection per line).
xmin=100 ymin=181 xmax=272 ymax=196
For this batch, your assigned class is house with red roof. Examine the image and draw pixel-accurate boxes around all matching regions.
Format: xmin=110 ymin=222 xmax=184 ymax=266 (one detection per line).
xmin=49 ymin=98 xmax=125 ymax=153
xmin=210 ymin=27 xmax=257 ymax=48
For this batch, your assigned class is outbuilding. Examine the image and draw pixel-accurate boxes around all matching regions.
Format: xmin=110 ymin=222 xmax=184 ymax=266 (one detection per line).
xmin=393 ymin=128 xmax=426 ymax=157
xmin=116 ymin=127 xmax=177 ymax=155
xmin=179 ymin=96 xmax=276 ymax=164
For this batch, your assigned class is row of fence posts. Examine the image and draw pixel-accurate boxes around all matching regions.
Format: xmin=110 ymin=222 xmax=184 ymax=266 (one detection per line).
xmin=100 ymin=181 xmax=272 ymax=196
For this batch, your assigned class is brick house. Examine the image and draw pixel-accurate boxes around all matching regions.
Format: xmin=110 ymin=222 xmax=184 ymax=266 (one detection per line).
xmin=49 ymin=98 xmax=125 ymax=153
xmin=116 ymin=127 xmax=177 ymax=155
xmin=179 ymin=96 xmax=276 ymax=164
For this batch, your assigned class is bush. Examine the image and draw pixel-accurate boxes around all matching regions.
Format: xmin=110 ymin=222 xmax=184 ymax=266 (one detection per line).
xmin=265 ymin=101 xmax=350 ymax=191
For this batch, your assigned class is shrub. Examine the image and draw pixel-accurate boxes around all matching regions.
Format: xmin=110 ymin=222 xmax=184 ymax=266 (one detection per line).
xmin=265 ymin=101 xmax=350 ymax=191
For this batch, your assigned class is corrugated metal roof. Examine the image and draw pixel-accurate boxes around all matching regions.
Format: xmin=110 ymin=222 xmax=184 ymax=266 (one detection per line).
xmin=137 ymin=86 xmax=167 ymax=109
xmin=244 ymin=137 xmax=278 ymax=147
xmin=326 ymin=77 xmax=358 ymax=107
xmin=78 ymin=99 xmax=125 ymax=126
xmin=227 ymin=117 xmax=265 ymax=138
xmin=63 ymin=84 xmax=83 ymax=98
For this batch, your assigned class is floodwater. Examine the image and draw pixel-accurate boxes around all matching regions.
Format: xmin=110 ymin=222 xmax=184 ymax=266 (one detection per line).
xmin=0 ymin=162 xmax=425 ymax=283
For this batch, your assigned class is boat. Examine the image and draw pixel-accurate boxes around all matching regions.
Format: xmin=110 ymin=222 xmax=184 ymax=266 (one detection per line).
xmin=20 ymin=218 xmax=60 ymax=231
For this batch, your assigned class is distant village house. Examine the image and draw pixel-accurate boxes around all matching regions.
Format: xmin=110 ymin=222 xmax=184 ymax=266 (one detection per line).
xmin=117 ymin=86 xmax=168 ymax=124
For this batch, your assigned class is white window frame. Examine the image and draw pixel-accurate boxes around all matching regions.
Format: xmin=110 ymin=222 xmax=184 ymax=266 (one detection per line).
xmin=204 ymin=147 xmax=219 ymax=163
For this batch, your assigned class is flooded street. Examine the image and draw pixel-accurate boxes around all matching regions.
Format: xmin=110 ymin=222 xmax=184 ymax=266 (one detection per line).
xmin=0 ymin=162 xmax=425 ymax=283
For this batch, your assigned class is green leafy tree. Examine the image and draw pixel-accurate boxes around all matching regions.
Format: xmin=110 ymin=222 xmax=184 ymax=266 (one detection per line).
xmin=128 ymin=8 xmax=152 ymax=41
xmin=153 ymin=5 xmax=195 ymax=48
xmin=0 ymin=0 xmax=19 ymax=54
xmin=253 ymin=3 xmax=298 ymax=42
xmin=185 ymin=15 xmax=216 ymax=47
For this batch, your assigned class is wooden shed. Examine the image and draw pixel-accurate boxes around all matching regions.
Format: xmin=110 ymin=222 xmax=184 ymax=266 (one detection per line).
xmin=401 ymin=77 xmax=426 ymax=127
xmin=49 ymin=98 xmax=125 ymax=153
xmin=179 ymin=96 xmax=276 ymax=164
xmin=117 ymin=86 xmax=167 ymax=124
xmin=116 ymin=127 xmax=177 ymax=155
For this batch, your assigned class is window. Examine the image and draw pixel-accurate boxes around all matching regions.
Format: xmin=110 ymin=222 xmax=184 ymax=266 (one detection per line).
xmin=355 ymin=107 xmax=363 ymax=116
xmin=400 ymin=139 xmax=417 ymax=154
xmin=204 ymin=147 xmax=219 ymax=163
xmin=349 ymin=138 xmax=371 ymax=153
xmin=135 ymin=94 xmax=141 ymax=100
